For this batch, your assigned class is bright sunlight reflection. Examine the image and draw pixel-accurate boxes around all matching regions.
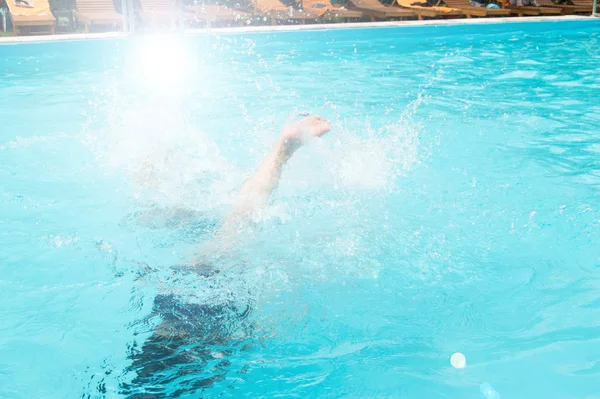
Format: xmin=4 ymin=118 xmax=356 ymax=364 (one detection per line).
xmin=129 ymin=35 xmax=195 ymax=95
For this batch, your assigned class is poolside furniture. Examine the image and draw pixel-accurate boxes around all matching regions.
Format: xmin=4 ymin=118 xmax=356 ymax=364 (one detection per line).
xmin=74 ymin=0 xmax=123 ymax=32
xmin=138 ymin=0 xmax=196 ymax=27
xmin=443 ymin=0 xmax=510 ymax=16
xmin=392 ymin=0 xmax=462 ymax=19
xmin=301 ymin=0 xmax=363 ymax=20
xmin=501 ymin=3 xmax=540 ymax=13
xmin=348 ymin=0 xmax=415 ymax=19
xmin=536 ymin=0 xmax=592 ymax=13
xmin=534 ymin=0 xmax=568 ymax=12
xmin=5 ymin=0 xmax=56 ymax=35
xmin=139 ymin=0 xmax=173 ymax=25
xmin=253 ymin=0 xmax=315 ymax=23
xmin=185 ymin=4 xmax=249 ymax=27
xmin=500 ymin=0 xmax=562 ymax=15
xmin=569 ymin=0 xmax=594 ymax=13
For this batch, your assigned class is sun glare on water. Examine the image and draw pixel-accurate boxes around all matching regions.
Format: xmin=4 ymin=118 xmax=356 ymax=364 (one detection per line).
xmin=128 ymin=35 xmax=195 ymax=95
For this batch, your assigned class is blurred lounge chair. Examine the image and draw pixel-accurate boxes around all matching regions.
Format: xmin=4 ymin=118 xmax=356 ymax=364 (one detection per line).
xmin=500 ymin=0 xmax=562 ymax=16
xmin=444 ymin=0 xmax=510 ymax=16
xmin=302 ymin=0 xmax=363 ymax=20
xmin=393 ymin=0 xmax=463 ymax=19
xmin=185 ymin=3 xmax=249 ymax=27
xmin=253 ymin=0 xmax=315 ymax=24
xmin=536 ymin=0 xmax=592 ymax=13
xmin=139 ymin=0 xmax=195 ymax=28
xmin=5 ymin=0 xmax=56 ymax=35
xmin=74 ymin=0 xmax=123 ymax=32
xmin=347 ymin=0 xmax=416 ymax=20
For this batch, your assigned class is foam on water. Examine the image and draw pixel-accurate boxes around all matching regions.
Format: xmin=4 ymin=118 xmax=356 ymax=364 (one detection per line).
xmin=83 ymin=86 xmax=422 ymax=308
xmin=495 ymin=70 xmax=538 ymax=80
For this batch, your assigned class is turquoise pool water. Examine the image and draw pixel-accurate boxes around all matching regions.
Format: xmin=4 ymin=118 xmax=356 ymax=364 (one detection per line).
xmin=2 ymin=20 xmax=600 ymax=398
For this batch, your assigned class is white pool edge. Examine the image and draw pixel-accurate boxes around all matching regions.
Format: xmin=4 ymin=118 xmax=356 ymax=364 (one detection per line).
xmin=0 ymin=15 xmax=597 ymax=44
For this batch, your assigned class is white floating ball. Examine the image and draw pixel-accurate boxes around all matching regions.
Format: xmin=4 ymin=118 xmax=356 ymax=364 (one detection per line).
xmin=450 ymin=352 xmax=466 ymax=369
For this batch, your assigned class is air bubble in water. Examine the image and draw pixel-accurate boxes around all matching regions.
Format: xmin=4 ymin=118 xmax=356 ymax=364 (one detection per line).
xmin=450 ymin=352 xmax=466 ymax=369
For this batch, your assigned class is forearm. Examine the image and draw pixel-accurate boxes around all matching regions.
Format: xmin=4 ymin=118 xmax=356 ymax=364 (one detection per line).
xmin=232 ymin=137 xmax=298 ymax=215
xmin=208 ymin=138 xmax=297 ymax=251
xmin=194 ymin=116 xmax=330 ymax=259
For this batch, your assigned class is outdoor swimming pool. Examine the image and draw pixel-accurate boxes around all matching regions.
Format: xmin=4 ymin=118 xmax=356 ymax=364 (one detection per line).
xmin=2 ymin=19 xmax=600 ymax=398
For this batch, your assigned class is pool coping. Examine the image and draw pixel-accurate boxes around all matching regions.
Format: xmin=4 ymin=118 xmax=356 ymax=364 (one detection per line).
xmin=0 ymin=15 xmax=597 ymax=44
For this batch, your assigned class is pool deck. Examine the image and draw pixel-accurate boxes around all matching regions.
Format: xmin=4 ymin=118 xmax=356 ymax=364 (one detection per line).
xmin=0 ymin=15 xmax=597 ymax=44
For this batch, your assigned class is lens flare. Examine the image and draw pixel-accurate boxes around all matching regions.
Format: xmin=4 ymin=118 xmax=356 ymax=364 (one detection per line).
xmin=128 ymin=35 xmax=194 ymax=95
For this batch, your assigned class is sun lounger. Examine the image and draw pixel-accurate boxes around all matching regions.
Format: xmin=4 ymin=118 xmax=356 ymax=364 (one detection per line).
xmin=139 ymin=0 xmax=174 ymax=25
xmin=253 ymin=0 xmax=315 ymax=23
xmin=501 ymin=2 xmax=539 ymax=13
xmin=302 ymin=0 xmax=363 ymax=20
xmin=348 ymin=0 xmax=416 ymax=19
xmin=541 ymin=0 xmax=593 ymax=13
xmin=74 ymin=0 xmax=123 ymax=32
xmin=5 ymin=0 xmax=55 ymax=35
xmin=500 ymin=0 xmax=562 ymax=15
xmin=393 ymin=0 xmax=462 ymax=19
xmin=185 ymin=4 xmax=249 ymax=27
xmin=569 ymin=0 xmax=594 ymax=12
xmin=138 ymin=0 xmax=196 ymax=27
xmin=534 ymin=0 xmax=568 ymax=11
xmin=510 ymin=5 xmax=562 ymax=15
xmin=444 ymin=0 xmax=510 ymax=16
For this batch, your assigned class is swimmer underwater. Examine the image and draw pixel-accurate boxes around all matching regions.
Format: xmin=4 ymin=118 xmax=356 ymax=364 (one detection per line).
xmin=121 ymin=116 xmax=331 ymax=398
